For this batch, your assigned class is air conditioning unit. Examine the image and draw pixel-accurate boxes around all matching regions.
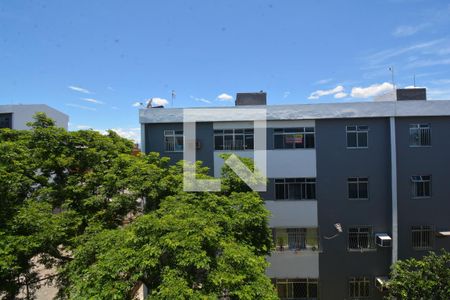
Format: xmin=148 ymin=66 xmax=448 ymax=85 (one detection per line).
xmin=196 ymin=140 xmax=201 ymax=150
xmin=375 ymin=233 xmax=392 ymax=247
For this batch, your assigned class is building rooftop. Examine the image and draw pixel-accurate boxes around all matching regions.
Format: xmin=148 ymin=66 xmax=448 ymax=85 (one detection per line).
xmin=139 ymin=99 xmax=450 ymax=124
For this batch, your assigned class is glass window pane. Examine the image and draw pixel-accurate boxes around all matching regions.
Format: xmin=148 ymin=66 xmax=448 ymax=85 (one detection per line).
xmin=234 ymin=134 xmax=244 ymax=150
xmin=359 ymin=182 xmax=368 ymax=199
xmin=245 ymin=135 xmax=254 ymax=150
xmin=293 ymin=282 xmax=307 ymax=298
xmin=284 ymin=134 xmax=297 ymax=148
xmin=214 ymin=135 xmax=223 ymax=150
xmin=306 ymin=183 xmax=316 ymax=199
xmin=347 ymin=132 xmax=357 ymax=148
xmin=358 ymin=132 xmax=368 ymax=147
xmin=424 ymin=181 xmax=431 ymax=197
xmin=288 ymin=183 xmax=302 ymax=199
xmin=348 ymin=182 xmax=358 ymax=199
xmin=308 ymin=282 xmax=318 ymax=298
xmin=274 ymin=135 xmax=284 ymax=149
xmin=224 ymin=135 xmax=233 ymax=150
xmin=305 ymin=133 xmax=315 ymax=148
xmin=174 ymin=136 xmax=183 ymax=151
xmin=275 ymin=184 xmax=285 ymax=200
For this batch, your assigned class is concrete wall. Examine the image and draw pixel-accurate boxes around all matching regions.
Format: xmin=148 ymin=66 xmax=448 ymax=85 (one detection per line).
xmin=395 ymin=117 xmax=450 ymax=259
xmin=144 ymin=122 xmax=214 ymax=175
xmin=267 ymin=251 xmax=319 ymax=278
xmin=0 ymin=104 xmax=69 ymax=130
xmin=316 ymin=118 xmax=392 ymax=300
xmin=142 ymin=116 xmax=450 ymax=299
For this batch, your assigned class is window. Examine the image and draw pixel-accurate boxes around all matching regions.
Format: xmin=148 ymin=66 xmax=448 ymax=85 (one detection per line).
xmin=164 ymin=130 xmax=183 ymax=152
xmin=348 ymin=226 xmax=372 ymax=250
xmin=412 ymin=225 xmax=433 ymax=249
xmin=273 ymin=278 xmax=318 ymax=300
xmin=411 ymin=175 xmax=431 ymax=198
xmin=410 ymin=124 xmax=431 ymax=146
xmin=274 ymin=127 xmax=315 ymax=149
xmin=275 ymin=178 xmax=316 ymax=200
xmin=348 ymin=177 xmax=369 ymax=200
xmin=346 ymin=125 xmax=369 ymax=149
xmin=0 ymin=113 xmax=12 ymax=129
xmin=349 ymin=276 xmax=370 ymax=298
xmin=273 ymin=228 xmax=319 ymax=251
xmin=214 ymin=129 xmax=253 ymax=150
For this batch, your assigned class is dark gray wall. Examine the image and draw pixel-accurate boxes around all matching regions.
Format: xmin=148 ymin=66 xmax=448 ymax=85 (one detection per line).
xmin=144 ymin=122 xmax=215 ymax=175
xmin=316 ymin=118 xmax=392 ymax=300
xmin=395 ymin=117 xmax=450 ymax=259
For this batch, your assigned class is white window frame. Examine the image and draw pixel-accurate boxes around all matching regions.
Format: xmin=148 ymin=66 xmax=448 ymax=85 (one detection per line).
xmin=0 ymin=113 xmax=13 ymax=129
xmin=213 ymin=128 xmax=254 ymax=151
xmin=272 ymin=228 xmax=319 ymax=251
xmin=274 ymin=178 xmax=316 ymax=200
xmin=273 ymin=127 xmax=315 ymax=149
xmin=409 ymin=123 xmax=431 ymax=147
xmin=348 ymin=226 xmax=373 ymax=251
xmin=346 ymin=125 xmax=369 ymax=149
xmin=411 ymin=175 xmax=432 ymax=199
xmin=411 ymin=225 xmax=433 ymax=250
xmin=164 ymin=130 xmax=184 ymax=152
xmin=348 ymin=276 xmax=370 ymax=299
xmin=348 ymin=177 xmax=369 ymax=200
xmin=273 ymin=278 xmax=319 ymax=300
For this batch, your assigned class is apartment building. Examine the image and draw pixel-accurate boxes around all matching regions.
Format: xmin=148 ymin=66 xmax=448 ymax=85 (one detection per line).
xmin=0 ymin=104 xmax=69 ymax=130
xmin=139 ymin=90 xmax=450 ymax=300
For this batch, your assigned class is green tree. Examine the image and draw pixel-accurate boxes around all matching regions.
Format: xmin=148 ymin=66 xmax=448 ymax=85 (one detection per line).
xmin=387 ymin=250 xmax=450 ymax=300
xmin=0 ymin=113 xmax=277 ymax=299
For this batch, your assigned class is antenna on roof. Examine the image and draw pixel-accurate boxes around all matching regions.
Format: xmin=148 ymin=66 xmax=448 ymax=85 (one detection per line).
xmin=413 ymin=74 xmax=416 ymax=87
xmin=171 ymin=90 xmax=176 ymax=107
xmin=389 ymin=66 xmax=396 ymax=90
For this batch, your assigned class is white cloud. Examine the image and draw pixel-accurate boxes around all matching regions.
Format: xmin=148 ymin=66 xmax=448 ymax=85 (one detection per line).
xmin=314 ymin=78 xmax=333 ymax=85
xmin=133 ymin=98 xmax=169 ymax=108
xmin=65 ymin=103 xmax=96 ymax=111
xmin=217 ymin=93 xmax=233 ymax=101
xmin=366 ymin=39 xmax=444 ymax=65
xmin=76 ymin=125 xmax=92 ymax=130
xmin=148 ymin=98 xmax=169 ymax=106
xmin=351 ymin=82 xmax=394 ymax=98
xmin=405 ymin=58 xmax=450 ymax=69
xmin=68 ymin=85 xmax=91 ymax=94
xmin=334 ymin=92 xmax=348 ymax=99
xmin=109 ymin=128 xmax=141 ymax=142
xmin=283 ymin=91 xmax=290 ymax=98
xmin=308 ymin=85 xmax=344 ymax=100
xmin=82 ymin=98 xmax=104 ymax=104
xmin=392 ymin=24 xmax=429 ymax=37
xmin=429 ymin=79 xmax=450 ymax=85
xmin=190 ymin=96 xmax=211 ymax=104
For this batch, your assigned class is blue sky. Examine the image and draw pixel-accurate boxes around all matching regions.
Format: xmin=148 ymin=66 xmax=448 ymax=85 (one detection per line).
xmin=1 ymin=0 xmax=450 ymax=141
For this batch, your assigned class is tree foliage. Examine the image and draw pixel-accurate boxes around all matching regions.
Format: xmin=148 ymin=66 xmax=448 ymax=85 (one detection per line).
xmin=0 ymin=113 xmax=276 ymax=299
xmin=388 ymin=250 xmax=450 ymax=300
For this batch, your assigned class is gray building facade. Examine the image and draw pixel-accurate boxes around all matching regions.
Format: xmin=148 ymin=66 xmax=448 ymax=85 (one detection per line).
xmin=139 ymin=93 xmax=450 ymax=300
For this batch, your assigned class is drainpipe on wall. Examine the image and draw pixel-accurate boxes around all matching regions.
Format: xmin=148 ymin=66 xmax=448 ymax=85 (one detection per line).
xmin=140 ymin=124 xmax=146 ymax=153
xmin=390 ymin=117 xmax=398 ymax=264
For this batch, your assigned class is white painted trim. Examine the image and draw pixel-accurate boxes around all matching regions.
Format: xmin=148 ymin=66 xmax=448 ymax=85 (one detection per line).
xmin=390 ymin=117 xmax=398 ymax=264
xmin=267 ymin=120 xmax=315 ymax=128
xmin=140 ymin=124 xmax=146 ymax=153
xmin=213 ymin=121 xmax=254 ymax=129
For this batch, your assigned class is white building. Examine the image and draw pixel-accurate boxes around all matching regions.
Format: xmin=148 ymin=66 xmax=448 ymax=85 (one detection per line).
xmin=0 ymin=104 xmax=69 ymax=130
